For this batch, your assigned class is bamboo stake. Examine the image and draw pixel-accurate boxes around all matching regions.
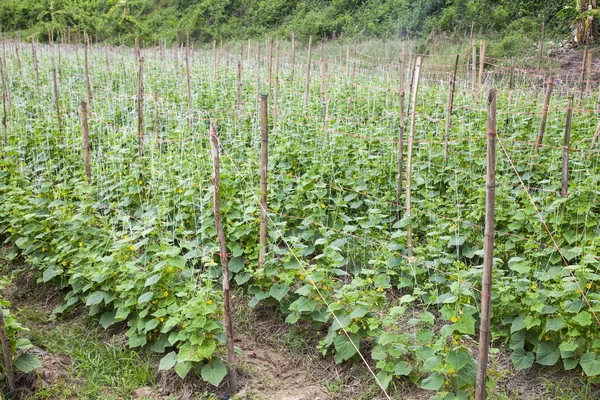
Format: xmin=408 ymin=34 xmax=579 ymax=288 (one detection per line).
xmin=273 ymin=41 xmax=280 ymax=130
xmin=561 ymin=94 xmax=574 ymax=198
xmin=1 ymin=55 xmax=6 ymax=154
xmin=304 ymin=36 xmax=313 ymax=108
xmin=237 ymin=59 xmax=243 ymax=117
xmin=153 ymin=92 xmax=159 ymax=143
xmin=478 ymin=40 xmax=485 ymax=86
xmin=534 ymin=77 xmax=554 ymax=155
xmin=138 ymin=57 xmax=145 ymax=159
xmin=472 ymin=40 xmax=477 ymax=91
xmin=213 ymin=39 xmax=217 ymax=81
xmin=475 ymin=88 xmax=497 ymax=400
xmin=49 ymin=39 xmax=62 ymax=141
xmin=31 ymin=37 xmax=40 ymax=101
xmin=396 ymin=46 xmax=406 ymax=217
xmin=14 ymin=43 xmax=21 ymax=79
xmin=586 ymin=52 xmax=592 ymax=94
xmin=405 ymin=56 xmax=422 ymax=258
xmin=259 ymin=95 xmax=269 ymax=268
xmin=84 ymin=32 xmax=93 ymax=109
xmin=537 ymin=22 xmax=545 ymax=71
xmin=443 ymin=54 xmax=460 ymax=164
xmin=319 ymin=43 xmax=324 ymax=102
xmin=290 ymin=32 xmax=295 ymax=82
xmin=209 ymin=121 xmax=238 ymax=394
xmin=349 ymin=44 xmax=357 ymax=111
xmin=267 ymin=37 xmax=272 ymax=96
xmin=579 ymin=46 xmax=588 ymax=105
xmin=81 ymin=101 xmax=91 ymax=184
xmin=185 ymin=42 xmax=192 ymax=128
xmin=324 ymin=62 xmax=331 ymax=138
xmin=0 ymin=309 xmax=15 ymax=395
xmin=346 ymin=46 xmax=350 ymax=77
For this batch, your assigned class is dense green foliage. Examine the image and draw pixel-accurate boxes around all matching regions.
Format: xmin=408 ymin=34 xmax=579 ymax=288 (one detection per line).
xmin=1 ymin=39 xmax=600 ymax=397
xmin=0 ymin=0 xmax=576 ymax=45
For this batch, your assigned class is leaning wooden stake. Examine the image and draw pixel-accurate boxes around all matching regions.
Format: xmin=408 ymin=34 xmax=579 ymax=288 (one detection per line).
xmin=591 ymin=120 xmax=600 ymax=149
xmin=50 ymin=40 xmax=62 ymax=141
xmin=443 ymin=54 xmax=460 ymax=164
xmin=258 ymin=95 xmax=269 ymax=268
xmin=396 ymin=47 xmax=406 ymax=219
xmin=475 ymin=88 xmax=497 ymax=400
xmin=534 ymin=76 xmax=554 ymax=155
xmin=31 ymin=37 xmax=40 ymax=101
xmin=0 ymin=308 xmax=16 ymax=395
xmin=81 ymin=101 xmax=91 ymax=184
xmin=579 ymin=47 xmax=588 ymax=106
xmin=586 ymin=53 xmax=592 ymax=94
xmin=138 ymin=57 xmax=145 ymax=158
xmin=471 ymin=40 xmax=477 ymax=91
xmin=304 ymin=36 xmax=313 ymax=108
xmin=209 ymin=121 xmax=238 ymax=394
xmin=561 ymin=94 xmax=574 ymax=198
xmin=405 ymin=56 xmax=422 ymax=258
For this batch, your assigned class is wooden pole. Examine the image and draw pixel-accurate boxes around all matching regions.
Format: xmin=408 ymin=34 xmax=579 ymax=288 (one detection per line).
xmin=478 ymin=40 xmax=486 ymax=86
xmin=405 ymin=56 xmax=422 ymax=258
xmin=50 ymin=40 xmax=62 ymax=142
xmin=237 ymin=59 xmax=243 ymax=117
xmin=324 ymin=62 xmax=331 ymax=138
xmin=273 ymin=41 xmax=280 ymax=130
xmin=153 ymin=92 xmax=159 ymax=143
xmin=586 ymin=52 xmax=592 ymax=94
xmin=534 ymin=76 xmax=554 ymax=155
xmin=319 ymin=43 xmax=324 ymax=102
xmin=209 ymin=121 xmax=238 ymax=394
xmin=185 ymin=42 xmax=192 ymax=128
xmin=84 ymin=32 xmax=93 ymax=109
xmin=259 ymin=95 xmax=269 ymax=268
xmin=1 ymin=55 xmax=6 ymax=154
xmin=396 ymin=46 xmax=406 ymax=218
xmin=213 ymin=39 xmax=217 ymax=81
xmin=290 ymin=32 xmax=295 ymax=83
xmin=346 ymin=46 xmax=350 ymax=77
xmin=537 ymin=22 xmax=545 ymax=71
xmin=475 ymin=88 xmax=497 ymax=400
xmin=81 ymin=101 xmax=91 ymax=184
xmin=0 ymin=309 xmax=16 ymax=395
xmin=138 ymin=57 xmax=145 ymax=158
xmin=472 ymin=40 xmax=477 ymax=91
xmin=267 ymin=37 xmax=272 ymax=96
xmin=443 ymin=54 xmax=460 ymax=164
xmin=561 ymin=94 xmax=574 ymax=198
xmin=579 ymin=47 xmax=588 ymax=105
xmin=31 ymin=37 xmax=40 ymax=101
xmin=304 ymin=36 xmax=313 ymax=108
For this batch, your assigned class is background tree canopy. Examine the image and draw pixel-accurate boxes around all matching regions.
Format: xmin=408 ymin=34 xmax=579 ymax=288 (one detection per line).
xmin=0 ymin=0 xmax=589 ymax=45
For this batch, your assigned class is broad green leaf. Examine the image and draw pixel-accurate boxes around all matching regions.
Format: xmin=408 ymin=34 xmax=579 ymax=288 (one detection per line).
xmin=201 ymin=359 xmax=228 ymax=386
xmin=394 ymin=361 xmax=412 ymax=376
xmin=86 ymin=291 xmax=105 ymax=306
xmin=580 ymin=352 xmax=600 ymax=376
xmin=138 ymin=291 xmax=154 ymax=305
xmin=333 ymin=334 xmax=359 ymax=362
xmin=144 ymin=274 xmax=162 ymax=287
xmin=175 ymin=361 xmax=193 ymax=378
xmin=536 ymin=341 xmax=559 ymax=366
xmin=421 ymin=372 xmax=444 ymax=390
xmin=269 ymin=283 xmax=290 ymax=301
xmin=99 ymin=310 xmax=117 ymax=329
xmin=13 ymin=354 xmax=41 ymax=372
xmin=159 ymin=351 xmax=177 ymax=370
xmin=510 ymin=348 xmax=534 ymax=370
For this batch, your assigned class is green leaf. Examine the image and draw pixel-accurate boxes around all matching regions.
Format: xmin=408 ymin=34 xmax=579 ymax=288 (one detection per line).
xmin=201 ymin=359 xmax=228 ymax=386
xmin=144 ymin=274 xmax=162 ymax=287
xmin=333 ymin=334 xmax=359 ymax=362
xmin=376 ymin=371 xmax=392 ymax=390
xmin=394 ymin=361 xmax=412 ymax=376
xmin=175 ymin=361 xmax=193 ymax=378
xmin=545 ymin=317 xmax=565 ymax=332
xmin=448 ymin=349 xmax=471 ymax=371
xmin=269 ymin=283 xmax=290 ymax=301
xmin=510 ymin=348 xmax=534 ymax=370
xmin=43 ymin=266 xmax=60 ymax=282
xmin=536 ymin=341 xmax=559 ymax=366
xmin=178 ymin=343 xmax=202 ymax=363
xmin=571 ymin=311 xmax=592 ymax=327
xmin=99 ymin=310 xmax=117 ymax=329
xmin=580 ymin=352 xmax=600 ymax=376
xmin=563 ymin=358 xmax=578 ymax=370
xmin=421 ymin=372 xmax=444 ymax=390
xmin=159 ymin=351 xmax=177 ymax=370
xmin=197 ymin=339 xmax=216 ymax=359
xmin=14 ymin=353 xmax=41 ymax=372
xmin=138 ymin=291 xmax=154 ymax=305
xmin=510 ymin=315 xmax=525 ymax=333
xmin=86 ymin=291 xmax=106 ymax=306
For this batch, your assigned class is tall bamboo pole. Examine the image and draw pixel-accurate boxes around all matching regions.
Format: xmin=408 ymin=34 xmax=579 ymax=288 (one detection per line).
xmin=185 ymin=42 xmax=192 ymax=128
xmin=537 ymin=22 xmax=545 ymax=70
xmin=290 ymin=32 xmax=295 ymax=83
xmin=84 ymin=32 xmax=93 ymax=109
xmin=209 ymin=121 xmax=238 ymax=394
xmin=273 ymin=41 xmax=280 ymax=130
xmin=405 ymin=56 xmax=422 ymax=258
xmin=471 ymin=40 xmax=477 ymax=91
xmin=31 ymin=36 xmax=40 ymax=101
xmin=475 ymin=88 xmax=497 ymax=400
xmin=579 ymin=47 xmax=588 ymax=105
xmin=443 ymin=54 xmax=460 ymax=164
xmin=304 ymin=36 xmax=313 ymax=108
xmin=259 ymin=95 xmax=269 ymax=268
xmin=81 ymin=101 xmax=91 ymax=184
xmin=138 ymin=57 xmax=145 ymax=158
xmin=49 ymin=37 xmax=62 ymax=141
xmin=561 ymin=94 xmax=574 ymax=198
xmin=534 ymin=77 xmax=554 ymax=155
xmin=478 ymin=40 xmax=486 ymax=86
xmin=396 ymin=46 xmax=406 ymax=219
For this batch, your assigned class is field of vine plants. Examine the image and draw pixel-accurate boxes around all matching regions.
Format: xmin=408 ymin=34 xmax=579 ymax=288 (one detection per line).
xmin=0 ymin=36 xmax=599 ymax=399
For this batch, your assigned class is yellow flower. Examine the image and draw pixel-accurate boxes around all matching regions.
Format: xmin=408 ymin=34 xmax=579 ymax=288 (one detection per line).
xmin=113 ymin=272 xmax=118 ymax=276
xmin=42 ymin=247 xmax=45 ymax=252
xmin=531 ymin=284 xmax=537 ymax=291
xmin=178 ymin=189 xmax=183 ymax=193
xmin=160 ymin=317 xmax=165 ymax=322
xmin=163 ymin=291 xmax=169 ymax=297
xmin=321 ymin=203 xmax=326 ymax=209
xmin=377 ymin=287 xmax=383 ymax=293
xmin=285 ymin=258 xmax=290 ymax=263
xmin=46 ymin=227 xmax=50 ymax=231
xmin=299 ymin=275 xmax=305 ymax=281
xmin=451 ymin=316 xmax=458 ymax=323
xmin=124 ymin=235 xmax=128 ymax=239
xmin=449 ymin=368 xmax=455 ymax=374
xmin=299 ymin=188 xmax=304 ymax=192
xmin=207 ymin=299 xmax=213 ymax=305
xmin=2 ymin=167 xmax=6 ymax=172
xmin=167 ymin=266 xmax=173 ymax=273
xmin=586 ymin=282 xmax=592 ymax=289
xmin=323 ymin=285 xmax=328 ymax=291
xmin=129 ymin=245 xmax=135 ymax=251
xmin=138 ymin=180 xmax=143 ymax=185
xmin=79 ymin=242 xmax=83 ymax=247
xmin=62 ymin=261 xmax=67 ymax=267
